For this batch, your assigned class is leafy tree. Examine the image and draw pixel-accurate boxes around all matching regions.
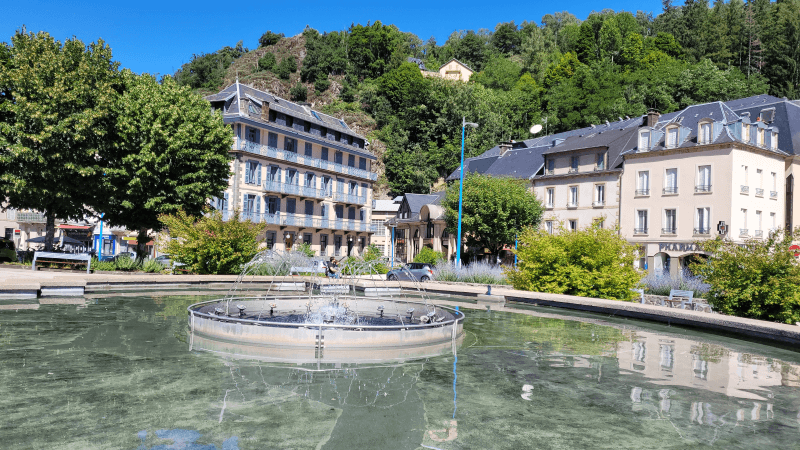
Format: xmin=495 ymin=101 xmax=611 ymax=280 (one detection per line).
xmin=290 ymin=81 xmax=307 ymax=101
xmin=413 ymin=247 xmax=445 ymax=265
xmin=506 ymin=221 xmax=641 ymax=300
xmin=258 ymin=52 xmax=276 ymax=71
xmin=275 ymin=55 xmax=297 ymax=80
xmin=300 ymin=28 xmax=348 ymax=82
xmin=258 ymin=31 xmax=284 ymax=47
xmin=348 ymin=21 xmax=405 ymax=80
xmin=448 ymin=31 xmax=488 ymax=71
xmin=314 ymin=74 xmax=331 ymax=92
xmin=174 ymin=41 xmax=247 ymax=90
xmin=101 ymin=73 xmax=233 ymax=258
xmin=443 ymin=173 xmax=543 ymax=260
xmin=377 ymin=61 xmax=428 ymax=110
xmin=492 ymin=21 xmax=521 ymax=54
xmin=0 ymin=30 xmax=120 ymax=251
xmin=363 ymin=243 xmax=389 ymax=273
xmin=471 ymin=55 xmax=522 ymax=91
xmin=158 ymin=209 xmax=265 ymax=275
xmin=692 ymin=230 xmax=800 ymax=324
xmin=293 ymin=242 xmax=315 ymax=257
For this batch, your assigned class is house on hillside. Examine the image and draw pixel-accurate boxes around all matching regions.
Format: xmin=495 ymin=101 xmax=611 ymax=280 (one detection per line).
xmin=420 ymin=58 xmax=474 ymax=82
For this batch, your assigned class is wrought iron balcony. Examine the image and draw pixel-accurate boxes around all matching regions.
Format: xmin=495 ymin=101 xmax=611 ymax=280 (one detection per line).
xmin=662 ymin=186 xmax=678 ymax=195
xmin=740 ymin=185 xmax=749 ymax=194
xmin=739 ymin=228 xmax=749 ymax=236
xmin=545 ymin=202 xmax=554 ymax=209
xmin=333 ymin=192 xmax=367 ymax=205
xmin=263 ymin=181 xmax=332 ymax=200
xmin=634 ymin=228 xmax=648 ymax=235
xmin=15 ymin=211 xmax=46 ymax=223
xmin=235 ymin=138 xmax=377 ymax=181
xmin=230 ymin=210 xmax=371 ymax=233
xmin=567 ymin=201 xmax=578 ymax=208
xmin=593 ymin=200 xmax=605 ymax=207
xmin=661 ymin=227 xmax=677 ymax=235
xmin=568 ymin=167 xmax=578 ymax=173
xmin=693 ymin=228 xmax=711 ymax=235
xmin=755 ymin=188 xmax=764 ymax=197
xmin=635 ymin=189 xmax=650 ymax=196
xmin=770 ymin=191 xmax=778 ymax=198
xmin=755 ymin=230 xmax=763 ymax=237
xmin=694 ymin=184 xmax=712 ymax=193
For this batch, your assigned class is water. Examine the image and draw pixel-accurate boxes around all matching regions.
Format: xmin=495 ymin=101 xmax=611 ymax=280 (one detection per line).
xmin=1 ymin=293 xmax=799 ymax=449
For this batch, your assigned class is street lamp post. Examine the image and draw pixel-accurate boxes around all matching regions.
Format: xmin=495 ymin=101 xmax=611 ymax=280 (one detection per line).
xmin=455 ymin=117 xmax=478 ymax=268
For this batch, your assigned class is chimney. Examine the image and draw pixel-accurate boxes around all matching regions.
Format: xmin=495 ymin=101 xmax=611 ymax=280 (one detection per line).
xmin=646 ymin=109 xmax=660 ymax=127
xmin=499 ymin=141 xmax=512 ymax=156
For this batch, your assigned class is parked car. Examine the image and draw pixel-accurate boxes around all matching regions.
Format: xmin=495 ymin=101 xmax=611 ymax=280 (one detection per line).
xmin=111 ymin=251 xmax=137 ymax=262
xmin=0 ymin=239 xmax=16 ymax=262
xmin=386 ymin=262 xmax=434 ymax=282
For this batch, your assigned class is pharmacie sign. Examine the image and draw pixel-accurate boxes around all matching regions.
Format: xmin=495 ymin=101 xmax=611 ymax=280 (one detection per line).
xmin=658 ymin=242 xmax=700 ymax=252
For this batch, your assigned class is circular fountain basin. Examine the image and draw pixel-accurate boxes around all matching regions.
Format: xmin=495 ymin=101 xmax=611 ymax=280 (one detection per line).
xmin=188 ymin=296 xmax=465 ymax=363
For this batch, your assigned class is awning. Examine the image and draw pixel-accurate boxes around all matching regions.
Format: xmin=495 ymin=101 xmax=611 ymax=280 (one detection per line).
xmin=58 ymin=225 xmax=91 ymax=230
xmin=27 ymin=235 xmax=85 ymax=245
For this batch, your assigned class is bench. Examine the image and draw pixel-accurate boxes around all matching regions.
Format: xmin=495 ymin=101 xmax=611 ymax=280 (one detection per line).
xmin=32 ymin=252 xmax=92 ymax=274
xmin=664 ymin=289 xmax=694 ymax=309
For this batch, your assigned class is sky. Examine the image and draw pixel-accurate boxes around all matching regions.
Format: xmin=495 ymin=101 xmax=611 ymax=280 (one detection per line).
xmin=3 ymin=0 xmax=665 ymax=77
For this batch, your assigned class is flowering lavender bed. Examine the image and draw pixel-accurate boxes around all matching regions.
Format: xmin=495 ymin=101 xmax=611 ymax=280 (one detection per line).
xmin=432 ymin=261 xmax=509 ymax=285
xmin=641 ymin=268 xmax=710 ymax=297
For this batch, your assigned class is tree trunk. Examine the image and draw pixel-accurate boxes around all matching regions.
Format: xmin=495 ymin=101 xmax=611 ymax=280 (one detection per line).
xmin=44 ymin=212 xmax=56 ymax=252
xmin=136 ymin=227 xmax=149 ymax=262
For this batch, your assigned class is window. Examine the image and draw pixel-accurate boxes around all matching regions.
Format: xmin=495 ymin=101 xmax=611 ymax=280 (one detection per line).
xmin=696 ymin=207 xmax=710 ymax=234
xmin=304 ymin=142 xmax=313 ymax=157
xmin=770 ymin=212 xmax=777 ymax=232
xmin=741 ymin=208 xmax=748 ymax=235
xmin=594 ymin=184 xmax=605 ymax=206
xmin=547 ymin=158 xmax=555 ymax=175
xmin=666 ymin=127 xmax=678 ymax=148
xmin=360 ymin=209 xmax=366 ymax=223
xmin=545 ymin=221 xmax=554 ymax=234
xmin=696 ymin=165 xmax=711 ymax=192
xmin=568 ymin=186 xmax=578 ymax=207
xmin=664 ymin=168 xmax=678 ymax=194
xmin=266 ymin=232 xmax=276 ymax=249
xmin=320 ymin=204 xmax=327 ymax=218
xmin=268 ymin=110 xmax=277 ymax=122
xmin=637 ymin=171 xmax=650 ymax=195
xmin=286 ymin=198 xmax=296 ymax=214
xmin=636 ymin=210 xmax=648 ymax=234
xmin=284 ymin=137 xmax=297 ymax=153
xmin=286 ymin=168 xmax=297 ymax=185
xmin=772 ymin=132 xmax=778 ymax=150
xmin=756 ymin=210 xmax=762 ymax=236
xmin=267 ymin=197 xmax=279 ymax=214
xmin=570 ymin=156 xmax=579 ymax=173
xmin=372 ymin=219 xmax=386 ymax=236
xmin=699 ymin=122 xmax=712 ymax=144
xmin=348 ymin=154 xmax=355 ymax=167
xmin=286 ymin=116 xmax=294 ymax=128
xmin=246 ymin=126 xmax=259 ymax=143
xmin=639 ymin=130 xmax=650 ymax=150
xmin=305 ymin=172 xmax=314 ymax=187
xmin=348 ymin=207 xmax=356 ymax=220
xmin=320 ymin=126 xmax=327 ymax=138
xmin=359 ymin=158 xmax=367 ymax=170
xmin=772 ymin=172 xmax=777 ymax=191
xmin=321 ymin=147 xmax=329 ymax=161
xmin=568 ymin=220 xmax=577 ymax=231
xmin=244 ymin=194 xmax=258 ymax=214
xmin=349 ymin=181 xmax=358 ymax=196
xmin=546 ymin=188 xmax=554 ymax=207
xmin=596 ymin=153 xmax=605 ymax=170
xmin=596 ymin=219 xmax=604 ymax=229
xmin=426 ymin=221 xmax=435 ymax=238
xmin=265 ymin=165 xmax=279 ymax=184
xmin=303 ymin=121 xmax=311 ymax=133
xmin=268 ymin=132 xmax=278 ymax=148
xmin=334 ymin=235 xmax=342 ymax=256
xmin=335 ymin=205 xmax=344 ymax=219
xmin=334 ymin=151 xmax=343 ymax=164
xmin=245 ymin=161 xmax=261 ymax=185
xmin=742 ymin=165 xmax=749 ymax=194
xmin=757 ymin=128 xmax=765 ymax=146
xmin=305 ymin=200 xmax=314 ymax=216
xmin=663 ymin=209 xmax=677 ymax=234
xmin=743 ymin=124 xmax=750 ymax=142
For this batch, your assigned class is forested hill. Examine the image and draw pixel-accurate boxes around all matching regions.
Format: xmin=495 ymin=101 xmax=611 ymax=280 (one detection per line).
xmin=173 ymin=0 xmax=800 ymax=197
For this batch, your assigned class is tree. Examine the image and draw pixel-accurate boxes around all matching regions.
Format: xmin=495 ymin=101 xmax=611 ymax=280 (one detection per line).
xmin=413 ymin=247 xmax=445 ymax=265
xmin=258 ymin=52 xmax=276 ymax=71
xmin=275 ymin=55 xmax=297 ymax=80
xmin=173 ymin=41 xmax=247 ymax=90
xmin=443 ymin=173 xmax=543 ymax=260
xmin=0 ymin=30 xmax=120 ymax=251
xmin=290 ymin=81 xmax=307 ymax=101
xmin=158 ymin=209 xmax=265 ymax=275
xmin=506 ymin=221 xmax=641 ymax=300
xmin=348 ymin=21 xmax=405 ymax=79
xmin=377 ymin=62 xmax=429 ymax=111
xmin=492 ymin=21 xmax=521 ymax=54
xmin=692 ymin=230 xmax=800 ymax=324
xmin=471 ymin=55 xmax=522 ymax=91
xmin=258 ymin=31 xmax=284 ymax=47
xmin=101 ymin=73 xmax=232 ymax=258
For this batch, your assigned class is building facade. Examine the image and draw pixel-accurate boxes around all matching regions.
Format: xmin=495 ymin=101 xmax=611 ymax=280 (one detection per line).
xmin=205 ymin=82 xmax=377 ymax=257
xmin=370 ymin=199 xmax=400 ymax=257
xmin=385 ymin=192 xmax=455 ymax=263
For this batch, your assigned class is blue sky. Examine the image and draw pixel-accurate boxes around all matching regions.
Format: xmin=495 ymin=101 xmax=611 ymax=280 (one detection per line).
xmin=4 ymin=0 xmax=665 ymax=77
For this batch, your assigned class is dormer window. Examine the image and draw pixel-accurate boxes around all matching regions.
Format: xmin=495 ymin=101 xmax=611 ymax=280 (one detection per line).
xmin=639 ymin=130 xmax=650 ymax=151
xmin=772 ymin=132 xmax=778 ymax=150
xmin=757 ymin=128 xmax=765 ymax=147
xmin=247 ymin=102 xmax=257 ymax=115
xmin=742 ymin=124 xmax=750 ymax=142
xmin=699 ymin=121 xmax=712 ymax=144
xmin=666 ymin=126 xmax=678 ymax=148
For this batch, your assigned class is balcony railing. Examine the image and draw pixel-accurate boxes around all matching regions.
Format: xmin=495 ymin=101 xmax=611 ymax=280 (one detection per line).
xmin=567 ymin=202 xmax=578 ymax=208
xmin=545 ymin=202 xmax=554 ymax=209
xmin=661 ymin=227 xmax=677 ymax=235
xmin=770 ymin=191 xmax=778 ymax=198
xmin=663 ymin=186 xmax=678 ymax=195
xmin=263 ymin=181 xmax=332 ymax=200
xmin=227 ymin=210 xmax=371 ymax=233
xmin=694 ymin=184 xmax=712 ymax=193
xmin=635 ymin=189 xmax=650 ymax=196
xmin=236 ymin=138 xmax=378 ymax=181
xmin=593 ymin=200 xmax=605 ymax=207
xmin=755 ymin=230 xmax=763 ymax=237
xmin=333 ymin=192 xmax=367 ymax=205
xmin=755 ymin=188 xmax=764 ymax=197
xmin=740 ymin=228 xmax=749 ymax=236
xmin=15 ymin=211 xmax=46 ymax=223
xmin=634 ymin=228 xmax=648 ymax=235
xmin=694 ymin=228 xmax=711 ymax=235
xmin=740 ymin=185 xmax=749 ymax=194
xmin=568 ymin=167 xmax=578 ymax=173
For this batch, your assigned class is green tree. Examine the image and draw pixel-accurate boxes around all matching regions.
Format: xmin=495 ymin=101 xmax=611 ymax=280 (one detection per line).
xmin=0 ymin=30 xmax=120 ymax=251
xmin=314 ymin=75 xmax=331 ymax=93
xmin=506 ymin=221 xmax=641 ymax=300
xmin=158 ymin=209 xmax=265 ymax=275
xmin=101 ymin=73 xmax=232 ymax=258
xmin=471 ymin=55 xmax=522 ymax=91
xmin=275 ymin=55 xmax=297 ymax=80
xmin=300 ymin=28 xmax=348 ymax=82
xmin=377 ymin=61 xmax=429 ymax=110
xmin=258 ymin=52 xmax=276 ymax=71
xmin=348 ymin=21 xmax=405 ymax=80
xmin=174 ymin=41 xmax=247 ymax=90
xmin=492 ymin=21 xmax=521 ymax=54
xmin=258 ymin=31 xmax=284 ymax=47
xmin=413 ymin=247 xmax=445 ymax=265
xmin=290 ymin=81 xmax=308 ymax=101
xmin=443 ymin=173 xmax=543 ymax=260
xmin=692 ymin=230 xmax=800 ymax=324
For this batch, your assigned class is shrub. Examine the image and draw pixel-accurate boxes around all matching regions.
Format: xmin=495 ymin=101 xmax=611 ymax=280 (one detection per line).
xmin=113 ymin=255 xmax=142 ymax=271
xmin=413 ymin=247 xmax=445 ymax=265
xmin=275 ymin=56 xmax=297 ymax=80
xmin=293 ymin=242 xmax=315 ymax=257
xmin=142 ymin=258 xmax=166 ymax=273
xmin=641 ymin=268 xmax=710 ymax=297
xmin=692 ymin=230 xmax=800 ymax=324
xmin=314 ymin=75 xmax=331 ymax=93
xmin=258 ymin=31 xmax=284 ymax=47
xmin=91 ymin=258 xmax=116 ymax=272
xmin=158 ymin=209 xmax=266 ymax=275
xmin=258 ymin=52 xmax=276 ymax=71
xmin=506 ymin=221 xmax=641 ymax=300
xmin=363 ymin=244 xmax=389 ymax=274
xmin=290 ymin=82 xmax=307 ymax=101
xmin=433 ymin=260 xmax=508 ymax=285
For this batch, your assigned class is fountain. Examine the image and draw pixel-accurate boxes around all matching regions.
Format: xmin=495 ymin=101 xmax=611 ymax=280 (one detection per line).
xmin=187 ymin=250 xmax=465 ymax=364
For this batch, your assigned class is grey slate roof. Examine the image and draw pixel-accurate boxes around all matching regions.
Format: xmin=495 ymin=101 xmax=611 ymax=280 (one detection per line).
xmin=725 ymin=95 xmax=800 ymax=156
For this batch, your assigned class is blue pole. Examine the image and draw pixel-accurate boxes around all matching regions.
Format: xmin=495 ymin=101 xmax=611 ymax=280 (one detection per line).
xmin=98 ymin=213 xmax=105 ymax=260
xmin=391 ymin=226 xmax=395 ymax=268
xmin=514 ymin=233 xmax=518 ymax=267
xmin=456 ymin=118 xmax=466 ymax=268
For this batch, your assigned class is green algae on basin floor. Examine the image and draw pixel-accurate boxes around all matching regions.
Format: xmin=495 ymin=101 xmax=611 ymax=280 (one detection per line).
xmin=0 ymin=294 xmax=799 ymax=449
